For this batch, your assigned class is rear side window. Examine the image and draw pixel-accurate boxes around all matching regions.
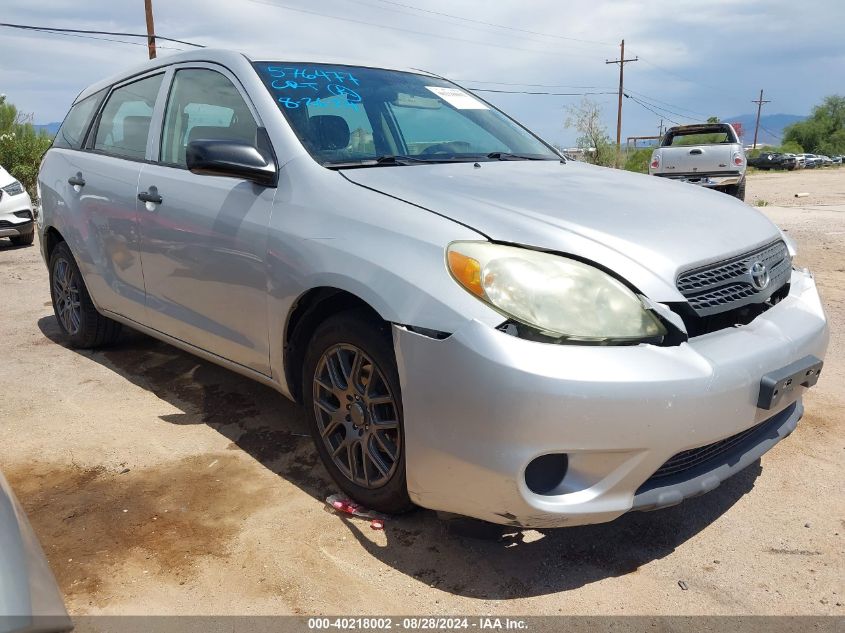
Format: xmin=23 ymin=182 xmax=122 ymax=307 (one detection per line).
xmin=52 ymin=89 xmax=106 ymax=150
xmin=93 ymin=74 xmax=164 ymax=160
xmin=160 ymin=69 xmax=258 ymax=167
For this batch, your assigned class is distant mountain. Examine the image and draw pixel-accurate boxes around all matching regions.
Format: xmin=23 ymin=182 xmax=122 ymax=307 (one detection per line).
xmin=720 ymin=113 xmax=806 ymax=146
xmin=33 ymin=122 xmax=61 ymax=136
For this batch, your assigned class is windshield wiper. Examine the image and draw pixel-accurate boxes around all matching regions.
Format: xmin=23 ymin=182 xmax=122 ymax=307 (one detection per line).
xmin=324 ymin=155 xmax=458 ymax=169
xmin=375 ymin=154 xmax=434 ymax=165
xmin=486 ymin=152 xmax=554 ymax=161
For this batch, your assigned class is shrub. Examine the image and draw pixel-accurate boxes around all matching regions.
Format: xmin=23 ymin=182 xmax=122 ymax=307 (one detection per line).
xmin=0 ymin=95 xmax=53 ymax=195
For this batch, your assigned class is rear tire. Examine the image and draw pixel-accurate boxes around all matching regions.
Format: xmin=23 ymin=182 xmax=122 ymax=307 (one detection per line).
xmin=49 ymin=242 xmax=122 ymax=348
xmin=10 ymin=230 xmax=34 ymax=246
xmin=302 ymin=309 xmax=414 ymax=515
xmin=727 ymin=179 xmax=746 ymax=201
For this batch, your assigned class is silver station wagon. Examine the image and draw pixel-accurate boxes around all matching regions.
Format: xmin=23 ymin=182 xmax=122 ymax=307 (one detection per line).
xmin=37 ymin=49 xmax=828 ymax=528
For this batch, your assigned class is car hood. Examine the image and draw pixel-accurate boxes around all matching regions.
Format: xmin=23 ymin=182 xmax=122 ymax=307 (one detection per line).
xmin=342 ymin=160 xmax=783 ymax=302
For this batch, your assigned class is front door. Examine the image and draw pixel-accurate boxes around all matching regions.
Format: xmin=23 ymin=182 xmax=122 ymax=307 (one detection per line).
xmin=138 ymin=66 xmax=274 ymax=374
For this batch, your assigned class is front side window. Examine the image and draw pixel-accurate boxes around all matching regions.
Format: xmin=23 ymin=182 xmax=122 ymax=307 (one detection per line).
xmin=93 ymin=74 xmax=163 ymax=160
xmin=252 ymin=62 xmax=558 ymax=167
xmin=53 ymin=89 xmax=106 ymax=150
xmin=160 ymin=68 xmax=258 ymax=167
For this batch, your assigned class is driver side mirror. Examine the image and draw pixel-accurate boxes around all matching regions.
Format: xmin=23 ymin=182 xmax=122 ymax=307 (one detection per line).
xmin=186 ymin=138 xmax=277 ymax=187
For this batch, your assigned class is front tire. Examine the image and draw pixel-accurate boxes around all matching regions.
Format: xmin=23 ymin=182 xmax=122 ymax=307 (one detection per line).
xmin=303 ymin=310 xmax=413 ymax=515
xmin=49 ymin=242 xmax=122 ymax=348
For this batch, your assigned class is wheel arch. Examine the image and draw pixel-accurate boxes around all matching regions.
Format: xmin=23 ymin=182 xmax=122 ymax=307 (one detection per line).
xmin=42 ymin=226 xmax=66 ymax=261
xmin=283 ymin=287 xmax=388 ymax=403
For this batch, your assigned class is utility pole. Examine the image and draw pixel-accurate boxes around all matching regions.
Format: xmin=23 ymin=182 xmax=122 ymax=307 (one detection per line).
xmin=144 ymin=0 xmax=157 ymax=59
xmin=658 ymin=119 xmax=664 ymax=140
xmin=751 ymin=89 xmax=770 ymax=149
xmin=606 ymin=39 xmax=638 ymax=166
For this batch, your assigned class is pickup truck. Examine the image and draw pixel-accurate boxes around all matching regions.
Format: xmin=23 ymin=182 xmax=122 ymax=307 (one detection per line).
xmin=649 ymin=123 xmax=747 ymax=200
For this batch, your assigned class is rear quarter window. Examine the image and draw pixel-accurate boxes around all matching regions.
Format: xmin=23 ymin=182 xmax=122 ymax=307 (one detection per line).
xmin=52 ymin=89 xmax=107 ymax=150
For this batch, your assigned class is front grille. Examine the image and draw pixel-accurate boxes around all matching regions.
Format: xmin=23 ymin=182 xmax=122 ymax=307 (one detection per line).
xmin=0 ymin=220 xmax=13 ymax=228
xmin=639 ymin=402 xmax=796 ymax=489
xmin=677 ymin=240 xmax=791 ymax=317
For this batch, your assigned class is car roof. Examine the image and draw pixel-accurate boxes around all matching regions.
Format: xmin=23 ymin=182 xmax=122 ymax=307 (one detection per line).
xmin=75 ymin=48 xmax=440 ymax=103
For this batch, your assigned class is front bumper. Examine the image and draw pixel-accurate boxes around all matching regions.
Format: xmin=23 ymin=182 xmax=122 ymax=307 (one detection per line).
xmin=0 ymin=219 xmax=34 ymax=238
xmin=394 ymin=269 xmax=828 ymax=528
xmin=0 ymin=189 xmax=35 ymax=237
xmin=653 ymin=172 xmax=743 ymax=187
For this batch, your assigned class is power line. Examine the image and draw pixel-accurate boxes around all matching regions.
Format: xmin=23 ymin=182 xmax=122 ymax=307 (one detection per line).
xmin=623 ymin=93 xmax=697 ymax=122
xmin=458 ymin=80 xmax=712 ymax=121
xmin=624 ymin=94 xmax=683 ymax=126
xmin=343 ymin=0 xmax=609 ymax=51
xmin=470 ymin=88 xmax=618 ymax=96
xmin=622 ymin=89 xmax=711 ymax=118
xmin=355 ymin=0 xmax=617 ymax=47
xmin=456 ymin=79 xmax=617 ymax=90
xmin=0 ymin=22 xmax=204 ymax=47
xmin=760 ymin=124 xmax=782 ymax=140
xmin=1 ymin=24 xmax=186 ymax=50
xmin=243 ymin=0 xmax=603 ymax=59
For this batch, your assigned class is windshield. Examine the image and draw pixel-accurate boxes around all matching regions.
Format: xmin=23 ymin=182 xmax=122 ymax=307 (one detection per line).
xmin=253 ymin=62 xmax=559 ymax=167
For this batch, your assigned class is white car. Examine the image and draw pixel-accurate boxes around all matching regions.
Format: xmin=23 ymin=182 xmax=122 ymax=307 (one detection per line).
xmin=0 ymin=166 xmax=35 ymax=246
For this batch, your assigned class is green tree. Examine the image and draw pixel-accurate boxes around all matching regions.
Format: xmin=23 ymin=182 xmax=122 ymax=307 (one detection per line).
xmin=0 ymin=95 xmax=53 ymax=194
xmin=783 ymin=95 xmax=845 ymax=155
xmin=623 ymin=147 xmax=652 ymax=173
xmin=564 ymin=98 xmax=616 ymax=167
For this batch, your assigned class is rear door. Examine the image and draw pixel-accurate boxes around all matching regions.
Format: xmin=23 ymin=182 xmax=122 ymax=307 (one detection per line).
xmin=48 ymin=72 xmax=165 ymax=321
xmin=137 ymin=64 xmax=274 ymax=374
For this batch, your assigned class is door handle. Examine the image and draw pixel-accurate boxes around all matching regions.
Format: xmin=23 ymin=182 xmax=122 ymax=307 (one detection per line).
xmin=68 ymin=175 xmax=85 ymax=187
xmin=138 ymin=189 xmax=163 ymax=205
xmin=689 ymin=149 xmax=703 ymax=155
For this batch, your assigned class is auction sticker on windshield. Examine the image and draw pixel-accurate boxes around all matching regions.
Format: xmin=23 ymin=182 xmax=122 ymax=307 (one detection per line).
xmin=425 ymin=86 xmax=489 ymax=109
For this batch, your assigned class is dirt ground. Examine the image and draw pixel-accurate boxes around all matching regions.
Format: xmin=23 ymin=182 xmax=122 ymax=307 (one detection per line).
xmin=0 ymin=169 xmax=842 ymax=616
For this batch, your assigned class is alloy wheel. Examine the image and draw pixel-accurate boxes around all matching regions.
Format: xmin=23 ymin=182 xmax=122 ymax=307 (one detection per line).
xmin=312 ymin=344 xmax=401 ymax=489
xmin=53 ymin=258 xmax=81 ymax=335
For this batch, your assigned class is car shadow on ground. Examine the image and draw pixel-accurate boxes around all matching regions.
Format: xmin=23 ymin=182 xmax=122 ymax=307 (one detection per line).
xmin=37 ymin=315 xmax=761 ymax=599
xmin=0 ymin=239 xmax=35 ymax=252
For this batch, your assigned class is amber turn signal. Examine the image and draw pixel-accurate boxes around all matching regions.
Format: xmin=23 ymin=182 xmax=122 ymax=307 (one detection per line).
xmin=447 ymin=250 xmax=484 ymax=297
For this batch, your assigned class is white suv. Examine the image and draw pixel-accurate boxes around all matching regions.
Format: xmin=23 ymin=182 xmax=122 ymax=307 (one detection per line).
xmin=0 ymin=166 xmax=35 ymax=246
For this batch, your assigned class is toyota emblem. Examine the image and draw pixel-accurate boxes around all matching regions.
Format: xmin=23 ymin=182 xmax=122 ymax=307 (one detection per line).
xmin=749 ymin=261 xmax=770 ymax=290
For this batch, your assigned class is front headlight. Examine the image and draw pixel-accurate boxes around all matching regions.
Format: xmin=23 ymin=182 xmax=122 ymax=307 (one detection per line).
xmin=2 ymin=180 xmax=25 ymax=196
xmin=447 ymin=241 xmax=667 ymax=343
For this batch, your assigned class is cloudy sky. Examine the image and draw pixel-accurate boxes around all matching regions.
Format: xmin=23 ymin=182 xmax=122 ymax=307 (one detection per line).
xmin=2 ymin=0 xmax=843 ymax=145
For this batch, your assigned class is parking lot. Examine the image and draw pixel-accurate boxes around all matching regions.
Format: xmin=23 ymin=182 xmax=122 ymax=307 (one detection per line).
xmin=1 ymin=168 xmax=842 ymax=616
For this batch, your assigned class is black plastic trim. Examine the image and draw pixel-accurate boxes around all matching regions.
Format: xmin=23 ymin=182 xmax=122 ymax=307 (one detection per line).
xmin=633 ymin=402 xmax=801 ymax=512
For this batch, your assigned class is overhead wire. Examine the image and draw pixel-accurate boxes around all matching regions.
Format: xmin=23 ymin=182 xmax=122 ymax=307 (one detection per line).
xmin=345 ymin=0 xmax=617 ymax=48
xmin=0 ymin=22 xmax=203 ymax=47
xmin=243 ymin=0 xmax=608 ymax=59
